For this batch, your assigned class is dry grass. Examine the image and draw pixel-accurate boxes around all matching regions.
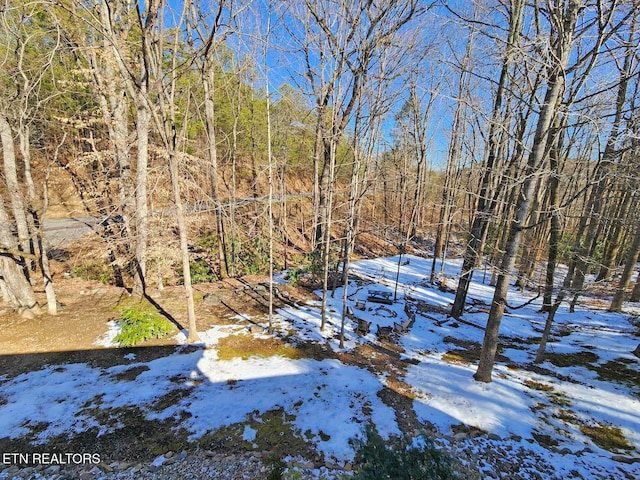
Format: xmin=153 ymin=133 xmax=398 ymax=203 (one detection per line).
xmin=523 ymin=379 xmax=554 ymax=392
xmin=579 ymin=424 xmax=634 ymax=452
xmin=216 ymin=333 xmax=307 ymax=361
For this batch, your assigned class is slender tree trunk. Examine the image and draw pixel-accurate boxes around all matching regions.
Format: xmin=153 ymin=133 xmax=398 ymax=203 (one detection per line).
xmin=168 ymin=148 xmax=199 ymax=342
xmin=536 ymin=254 xmax=579 ymax=363
xmin=609 ymin=225 xmax=640 ymax=312
xmin=320 ymin=138 xmax=336 ymax=331
xmin=630 ymin=271 xmax=640 ymax=302
xmin=203 ymin=66 xmax=228 ymax=279
xmin=431 ymin=109 xmax=461 ymax=282
xmin=316 ymin=135 xmax=333 ymax=255
xmin=340 ymin=149 xmax=362 ymax=347
xmin=250 ymin=91 xmax=260 ymax=202
xmin=264 ymin=16 xmax=275 ymax=333
xmin=312 ymin=113 xmax=323 ymax=248
xmin=16 ymin=124 xmax=37 ymax=268
xmin=229 ymin=77 xmax=241 ymax=277
xmin=37 ymin=174 xmax=57 ymax=315
xmin=515 ymin=178 xmax=545 ymax=289
xmin=134 ymin=89 xmax=150 ymax=294
xmin=475 ymin=0 xmax=581 ymax=382
xmin=542 ymin=117 xmax=564 ymax=313
xmin=451 ymin=0 xmax=524 ymax=317
xmin=597 ymin=190 xmax=632 ymax=281
xmin=0 ymin=113 xmax=31 ymax=270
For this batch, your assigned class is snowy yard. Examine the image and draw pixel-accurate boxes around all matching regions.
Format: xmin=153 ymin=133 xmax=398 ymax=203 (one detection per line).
xmin=1 ymin=255 xmax=639 ymax=479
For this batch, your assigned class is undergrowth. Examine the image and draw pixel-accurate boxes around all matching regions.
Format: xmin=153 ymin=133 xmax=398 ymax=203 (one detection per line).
xmin=351 ymin=425 xmax=455 ymax=480
xmin=71 ymin=260 xmax=113 ymax=284
xmin=114 ymin=304 xmax=175 ymax=347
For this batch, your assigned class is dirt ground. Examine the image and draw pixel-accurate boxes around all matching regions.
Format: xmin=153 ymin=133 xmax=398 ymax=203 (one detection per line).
xmin=0 ymin=271 xmax=316 ymax=376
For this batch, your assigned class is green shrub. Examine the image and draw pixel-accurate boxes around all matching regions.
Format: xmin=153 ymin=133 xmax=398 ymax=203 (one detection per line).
xmin=177 ymin=259 xmax=217 ymax=285
xmin=287 ymin=267 xmax=307 ymax=286
xmin=287 ymin=250 xmax=330 ymax=286
xmin=265 ymin=453 xmax=287 ymax=480
xmin=71 ymin=261 xmax=113 ymax=284
xmin=351 ymin=426 xmax=455 ymax=480
xmin=195 ymin=229 xmax=218 ymax=252
xmin=114 ymin=305 xmax=175 ymax=347
xmin=189 ymin=259 xmax=217 ymax=284
xmin=234 ymin=236 xmax=274 ymax=275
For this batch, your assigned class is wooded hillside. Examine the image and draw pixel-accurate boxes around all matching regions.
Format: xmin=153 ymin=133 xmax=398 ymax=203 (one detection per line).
xmin=1 ymin=0 xmax=639 ymax=381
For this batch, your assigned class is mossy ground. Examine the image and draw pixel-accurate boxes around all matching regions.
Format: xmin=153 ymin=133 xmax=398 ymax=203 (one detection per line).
xmin=589 ymin=358 xmax=640 ymax=393
xmin=216 ymin=333 xmax=307 ymax=361
xmin=579 ymin=423 xmax=634 ymax=452
xmin=198 ymin=408 xmax=316 ymax=460
xmin=544 ymin=351 xmax=599 ymax=368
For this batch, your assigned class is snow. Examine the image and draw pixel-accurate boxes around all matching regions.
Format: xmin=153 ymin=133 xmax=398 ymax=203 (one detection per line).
xmin=2 ymin=254 xmax=640 ymax=478
xmin=94 ymin=319 xmax=119 ymax=347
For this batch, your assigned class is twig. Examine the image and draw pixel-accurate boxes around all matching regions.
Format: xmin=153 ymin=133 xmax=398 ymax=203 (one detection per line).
xmin=506 ymin=288 xmax=542 ymax=310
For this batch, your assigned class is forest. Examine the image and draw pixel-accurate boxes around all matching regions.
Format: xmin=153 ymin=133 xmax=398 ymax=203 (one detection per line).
xmin=1 ymin=0 xmax=640 ymax=387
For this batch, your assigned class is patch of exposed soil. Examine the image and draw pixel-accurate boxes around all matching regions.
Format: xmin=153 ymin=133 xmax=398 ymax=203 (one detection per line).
xmin=0 ymin=278 xmax=127 ymax=356
xmin=0 ymin=272 xmax=313 ymax=378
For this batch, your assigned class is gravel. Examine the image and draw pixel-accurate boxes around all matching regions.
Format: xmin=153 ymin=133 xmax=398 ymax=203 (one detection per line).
xmin=1 ymin=433 xmax=630 ymax=480
xmin=0 ymin=450 xmax=348 ymax=480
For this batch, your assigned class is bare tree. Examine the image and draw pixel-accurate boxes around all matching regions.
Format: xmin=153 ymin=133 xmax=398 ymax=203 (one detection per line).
xmin=401 ymin=78 xmax=439 ymax=243
xmin=141 ymin=0 xmax=199 ymax=342
xmin=609 ymin=220 xmax=640 ymax=312
xmin=287 ymin=0 xmax=426 ymax=328
xmin=430 ymin=25 xmax=475 ymax=284
xmin=0 ymin=192 xmax=41 ymax=317
xmin=451 ymin=0 xmax=526 ymax=318
xmin=186 ymin=0 xmax=247 ymax=280
xmin=475 ymin=0 xmax=585 ymax=382
xmin=0 ymin=1 xmax=64 ymax=315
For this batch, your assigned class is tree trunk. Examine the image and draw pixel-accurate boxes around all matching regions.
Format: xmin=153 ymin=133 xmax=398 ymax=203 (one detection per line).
xmin=311 ymin=112 xmax=323 ymax=249
xmin=630 ymin=272 xmax=640 ymax=303
xmin=0 ymin=113 xmax=31 ymax=271
xmin=609 ymin=224 xmax=640 ymax=312
xmin=17 ymin=124 xmax=37 ymax=269
xmin=451 ymin=0 xmax=524 ymax=317
xmin=203 ymin=65 xmax=228 ymax=279
xmin=536 ymin=253 xmax=578 ymax=363
xmin=134 ymin=89 xmax=150 ymax=294
xmin=475 ymin=0 xmax=582 ymax=382
xmin=319 ymin=138 xmax=336 ymax=331
xmin=168 ymin=149 xmax=199 ymax=342
xmin=542 ymin=116 xmax=564 ymax=313
xmin=597 ymin=190 xmax=632 ymax=281
xmin=229 ymin=76 xmax=241 ymax=277
xmin=515 ymin=177 xmax=545 ymax=289
xmin=37 ymin=178 xmax=57 ymax=315
xmin=264 ymin=29 xmax=275 ymax=333
xmin=0 ymin=195 xmax=40 ymax=317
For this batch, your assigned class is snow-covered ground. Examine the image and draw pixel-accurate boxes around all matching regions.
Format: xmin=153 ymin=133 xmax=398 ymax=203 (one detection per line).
xmin=1 ymin=255 xmax=639 ymax=479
